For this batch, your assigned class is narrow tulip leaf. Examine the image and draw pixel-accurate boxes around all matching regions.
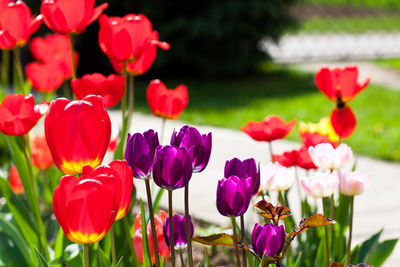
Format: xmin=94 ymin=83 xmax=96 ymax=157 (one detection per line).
xmin=293 ymin=252 xmax=302 ymax=267
xmin=287 ymin=214 xmax=336 ymax=239
xmin=140 ymin=199 xmax=152 ymax=266
xmin=0 ymin=231 xmax=31 ymax=267
xmin=192 ymin=233 xmax=234 ymax=246
xmin=34 ymin=246 xmax=50 ymax=267
xmin=369 ymin=239 xmax=398 ymax=267
xmin=153 ymin=188 xmax=165 ymax=213
xmin=204 ymin=248 xmax=209 ymax=267
xmin=357 ymin=229 xmax=382 ymax=263
xmin=315 ymin=238 xmax=327 ymax=267
xmin=52 ymin=227 xmax=64 ymax=267
xmin=97 ymin=245 xmax=111 ymax=267
xmin=116 ymin=257 xmax=123 ymax=266
xmin=0 ymin=214 xmax=34 ymax=265
xmin=0 ymin=177 xmax=38 ymax=249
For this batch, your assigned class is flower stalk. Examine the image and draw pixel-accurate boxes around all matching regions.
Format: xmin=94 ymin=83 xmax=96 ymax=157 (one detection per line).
xmin=240 ymin=215 xmax=247 ymax=267
xmin=322 ymin=197 xmax=331 ymax=266
xmin=231 ymin=216 xmax=242 ymax=267
xmin=168 ymin=189 xmax=176 ymax=267
xmin=84 ymin=244 xmax=89 ymax=267
xmin=185 ymin=185 xmax=194 ymax=267
xmin=145 ymin=178 xmax=161 ymax=267
xmin=346 ymin=196 xmax=354 ymax=266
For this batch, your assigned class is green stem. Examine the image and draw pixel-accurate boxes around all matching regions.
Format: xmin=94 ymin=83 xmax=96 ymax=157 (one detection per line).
xmin=145 ymin=179 xmax=161 ymax=267
xmin=84 ymin=244 xmax=89 ymax=267
xmin=1 ymin=50 xmax=10 ymax=93
xmin=267 ymin=142 xmax=273 ymax=161
xmin=346 ymin=196 xmax=354 ymax=266
xmin=110 ymin=226 xmax=116 ymax=267
xmin=13 ymin=48 xmax=24 ymax=94
xmin=294 ymin=167 xmax=303 ymax=216
xmin=68 ymin=34 xmax=76 ymax=80
xmin=168 ymin=189 xmax=175 ymax=267
xmin=21 ymin=135 xmax=49 ymax=259
xmin=184 ymin=185 xmax=193 ymax=267
xmin=230 ymin=217 xmax=241 ymax=267
xmin=240 ymin=215 xmax=247 ymax=267
xmin=62 ymin=82 xmax=71 ymax=100
xmin=127 ymin=75 xmax=134 ymax=130
xmin=278 ymin=191 xmax=290 ymax=267
xmin=322 ymin=198 xmax=331 ymax=266
xmin=179 ymin=249 xmax=185 ymax=267
xmin=122 ymin=217 xmax=140 ymax=265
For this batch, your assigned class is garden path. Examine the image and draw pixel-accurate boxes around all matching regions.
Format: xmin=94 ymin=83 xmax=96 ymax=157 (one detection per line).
xmin=109 ymin=111 xmax=400 ymax=266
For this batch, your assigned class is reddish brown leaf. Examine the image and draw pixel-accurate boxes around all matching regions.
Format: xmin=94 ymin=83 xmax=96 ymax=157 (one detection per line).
xmin=192 ymin=233 xmax=234 ymax=246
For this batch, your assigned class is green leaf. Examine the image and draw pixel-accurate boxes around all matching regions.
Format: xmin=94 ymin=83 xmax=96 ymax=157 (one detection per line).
xmin=315 ymin=238 xmax=326 ymax=267
xmin=204 ymin=248 xmax=209 ymax=267
xmin=0 ymin=177 xmax=38 ymax=249
xmin=192 ymin=233 xmax=234 ymax=246
xmin=357 ymin=229 xmax=382 ymax=263
xmin=34 ymin=247 xmax=50 ymax=267
xmin=116 ymin=257 xmax=123 ymax=266
xmin=294 ymin=252 xmax=302 ymax=267
xmin=52 ymin=227 xmax=64 ymax=267
xmin=97 ymin=245 xmax=111 ymax=267
xmin=140 ymin=199 xmax=152 ymax=266
xmin=369 ymin=239 xmax=398 ymax=267
xmin=0 ymin=231 xmax=30 ymax=267
xmin=153 ymin=188 xmax=165 ymax=213
xmin=0 ymin=214 xmax=33 ymax=265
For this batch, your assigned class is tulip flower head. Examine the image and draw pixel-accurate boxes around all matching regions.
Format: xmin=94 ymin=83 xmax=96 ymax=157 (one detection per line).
xmin=292 ymin=146 xmax=317 ymax=170
xmin=0 ymin=1 xmax=42 ymax=49
xmin=330 ymin=105 xmax=357 ymax=138
xmin=171 ymin=125 xmax=212 ymax=173
xmin=242 ymin=115 xmax=296 ymax=142
xmin=29 ymin=132 xmax=54 ymax=170
xmin=163 ymin=214 xmax=194 ymax=250
xmin=251 ymin=223 xmax=285 ymax=258
xmin=260 ymin=162 xmax=295 ymax=192
xmin=133 ymin=210 xmax=170 ymax=265
xmin=0 ymin=94 xmax=48 ymax=136
xmin=125 ymin=130 xmax=160 ymax=179
xmin=224 ymin=157 xmax=260 ymax=196
xmin=25 ymin=62 xmax=67 ymax=92
xmin=301 ymin=171 xmax=339 ymax=198
xmin=152 ymin=145 xmax=193 ymax=189
xmin=9 ymin=165 xmax=24 ymax=194
xmin=339 ymin=171 xmax=370 ymax=196
xmin=41 ymin=0 xmax=108 ymax=35
xmin=45 ymin=95 xmax=111 ymax=174
xmin=146 ymin=79 xmax=188 ymax=120
xmin=110 ymin=31 xmax=170 ymax=76
xmin=308 ymin=143 xmax=353 ymax=171
xmin=99 ymin=14 xmax=168 ymax=63
xmin=53 ymin=171 xmax=119 ymax=243
xmin=72 ymin=73 xmax=125 ymax=108
xmin=216 ymin=175 xmax=252 ymax=217
xmin=299 ymin=118 xmax=339 ymax=148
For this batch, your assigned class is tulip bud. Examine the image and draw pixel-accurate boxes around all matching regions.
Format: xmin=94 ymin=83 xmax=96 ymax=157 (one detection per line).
xmin=224 ymin=158 xmax=260 ymax=196
xmin=308 ymin=143 xmax=353 ymax=171
xmin=163 ymin=214 xmax=194 ymax=250
xmin=216 ymin=176 xmax=252 ymax=217
xmin=260 ymin=162 xmax=295 ymax=192
xmin=251 ymin=223 xmax=285 ymax=258
xmin=339 ymin=171 xmax=370 ymax=196
xmin=301 ymin=171 xmax=339 ymax=198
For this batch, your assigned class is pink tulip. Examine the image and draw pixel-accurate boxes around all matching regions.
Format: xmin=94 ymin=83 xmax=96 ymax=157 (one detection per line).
xmin=301 ymin=171 xmax=339 ymax=198
xmin=339 ymin=171 xmax=370 ymax=196
xmin=308 ymin=143 xmax=353 ymax=171
xmin=260 ymin=162 xmax=295 ymax=192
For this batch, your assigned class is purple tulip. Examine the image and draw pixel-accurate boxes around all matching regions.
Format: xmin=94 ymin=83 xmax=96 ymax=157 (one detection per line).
xmin=125 ymin=130 xmax=159 ymax=179
xmin=216 ymin=175 xmax=252 ymax=217
xmin=251 ymin=223 xmax=285 ymax=258
xmin=170 ymin=125 xmax=212 ymax=173
xmin=163 ymin=214 xmax=194 ymax=250
xmin=152 ymin=145 xmax=193 ymax=189
xmin=224 ymin=158 xmax=260 ymax=196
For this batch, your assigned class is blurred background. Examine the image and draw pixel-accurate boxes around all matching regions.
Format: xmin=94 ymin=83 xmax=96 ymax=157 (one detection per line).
xmin=2 ymin=0 xmax=400 ymax=163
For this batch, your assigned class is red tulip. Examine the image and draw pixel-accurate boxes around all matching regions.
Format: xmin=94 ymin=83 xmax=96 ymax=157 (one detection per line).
xmin=9 ymin=165 xmax=24 ymax=194
xmin=29 ymin=132 xmax=54 ymax=170
xmin=0 ymin=94 xmax=48 ymax=136
xmin=25 ymin=62 xmax=66 ymax=92
xmin=41 ymin=0 xmax=108 ymax=35
xmin=108 ymin=133 xmax=118 ymax=152
xmin=45 ymin=95 xmax=111 ymax=174
xmin=53 ymin=171 xmax=117 ymax=244
xmin=146 ymin=79 xmax=188 ymax=119
xmin=272 ymin=151 xmax=295 ymax=167
xmin=99 ymin=14 xmax=168 ymax=63
xmin=108 ymin=160 xmax=133 ymax=220
xmin=315 ymin=66 xmax=369 ymax=103
xmin=30 ymin=34 xmax=78 ymax=79
xmin=110 ymin=31 xmax=170 ymax=76
xmin=71 ymin=73 xmax=125 ymax=108
xmin=133 ymin=210 xmax=170 ymax=265
xmin=330 ymin=106 xmax=357 ymax=138
xmin=242 ymin=115 xmax=296 ymax=142
xmin=0 ymin=1 xmax=42 ymax=49
xmin=292 ymin=146 xmax=317 ymax=170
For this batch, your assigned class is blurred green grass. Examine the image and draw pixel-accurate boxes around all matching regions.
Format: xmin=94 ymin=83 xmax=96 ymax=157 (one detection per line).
xmin=298 ymin=16 xmax=400 ymax=34
xmin=374 ymin=58 xmax=400 ymax=71
xmin=303 ymin=0 xmax=400 ymax=10
xmin=135 ymin=67 xmax=400 ymax=162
